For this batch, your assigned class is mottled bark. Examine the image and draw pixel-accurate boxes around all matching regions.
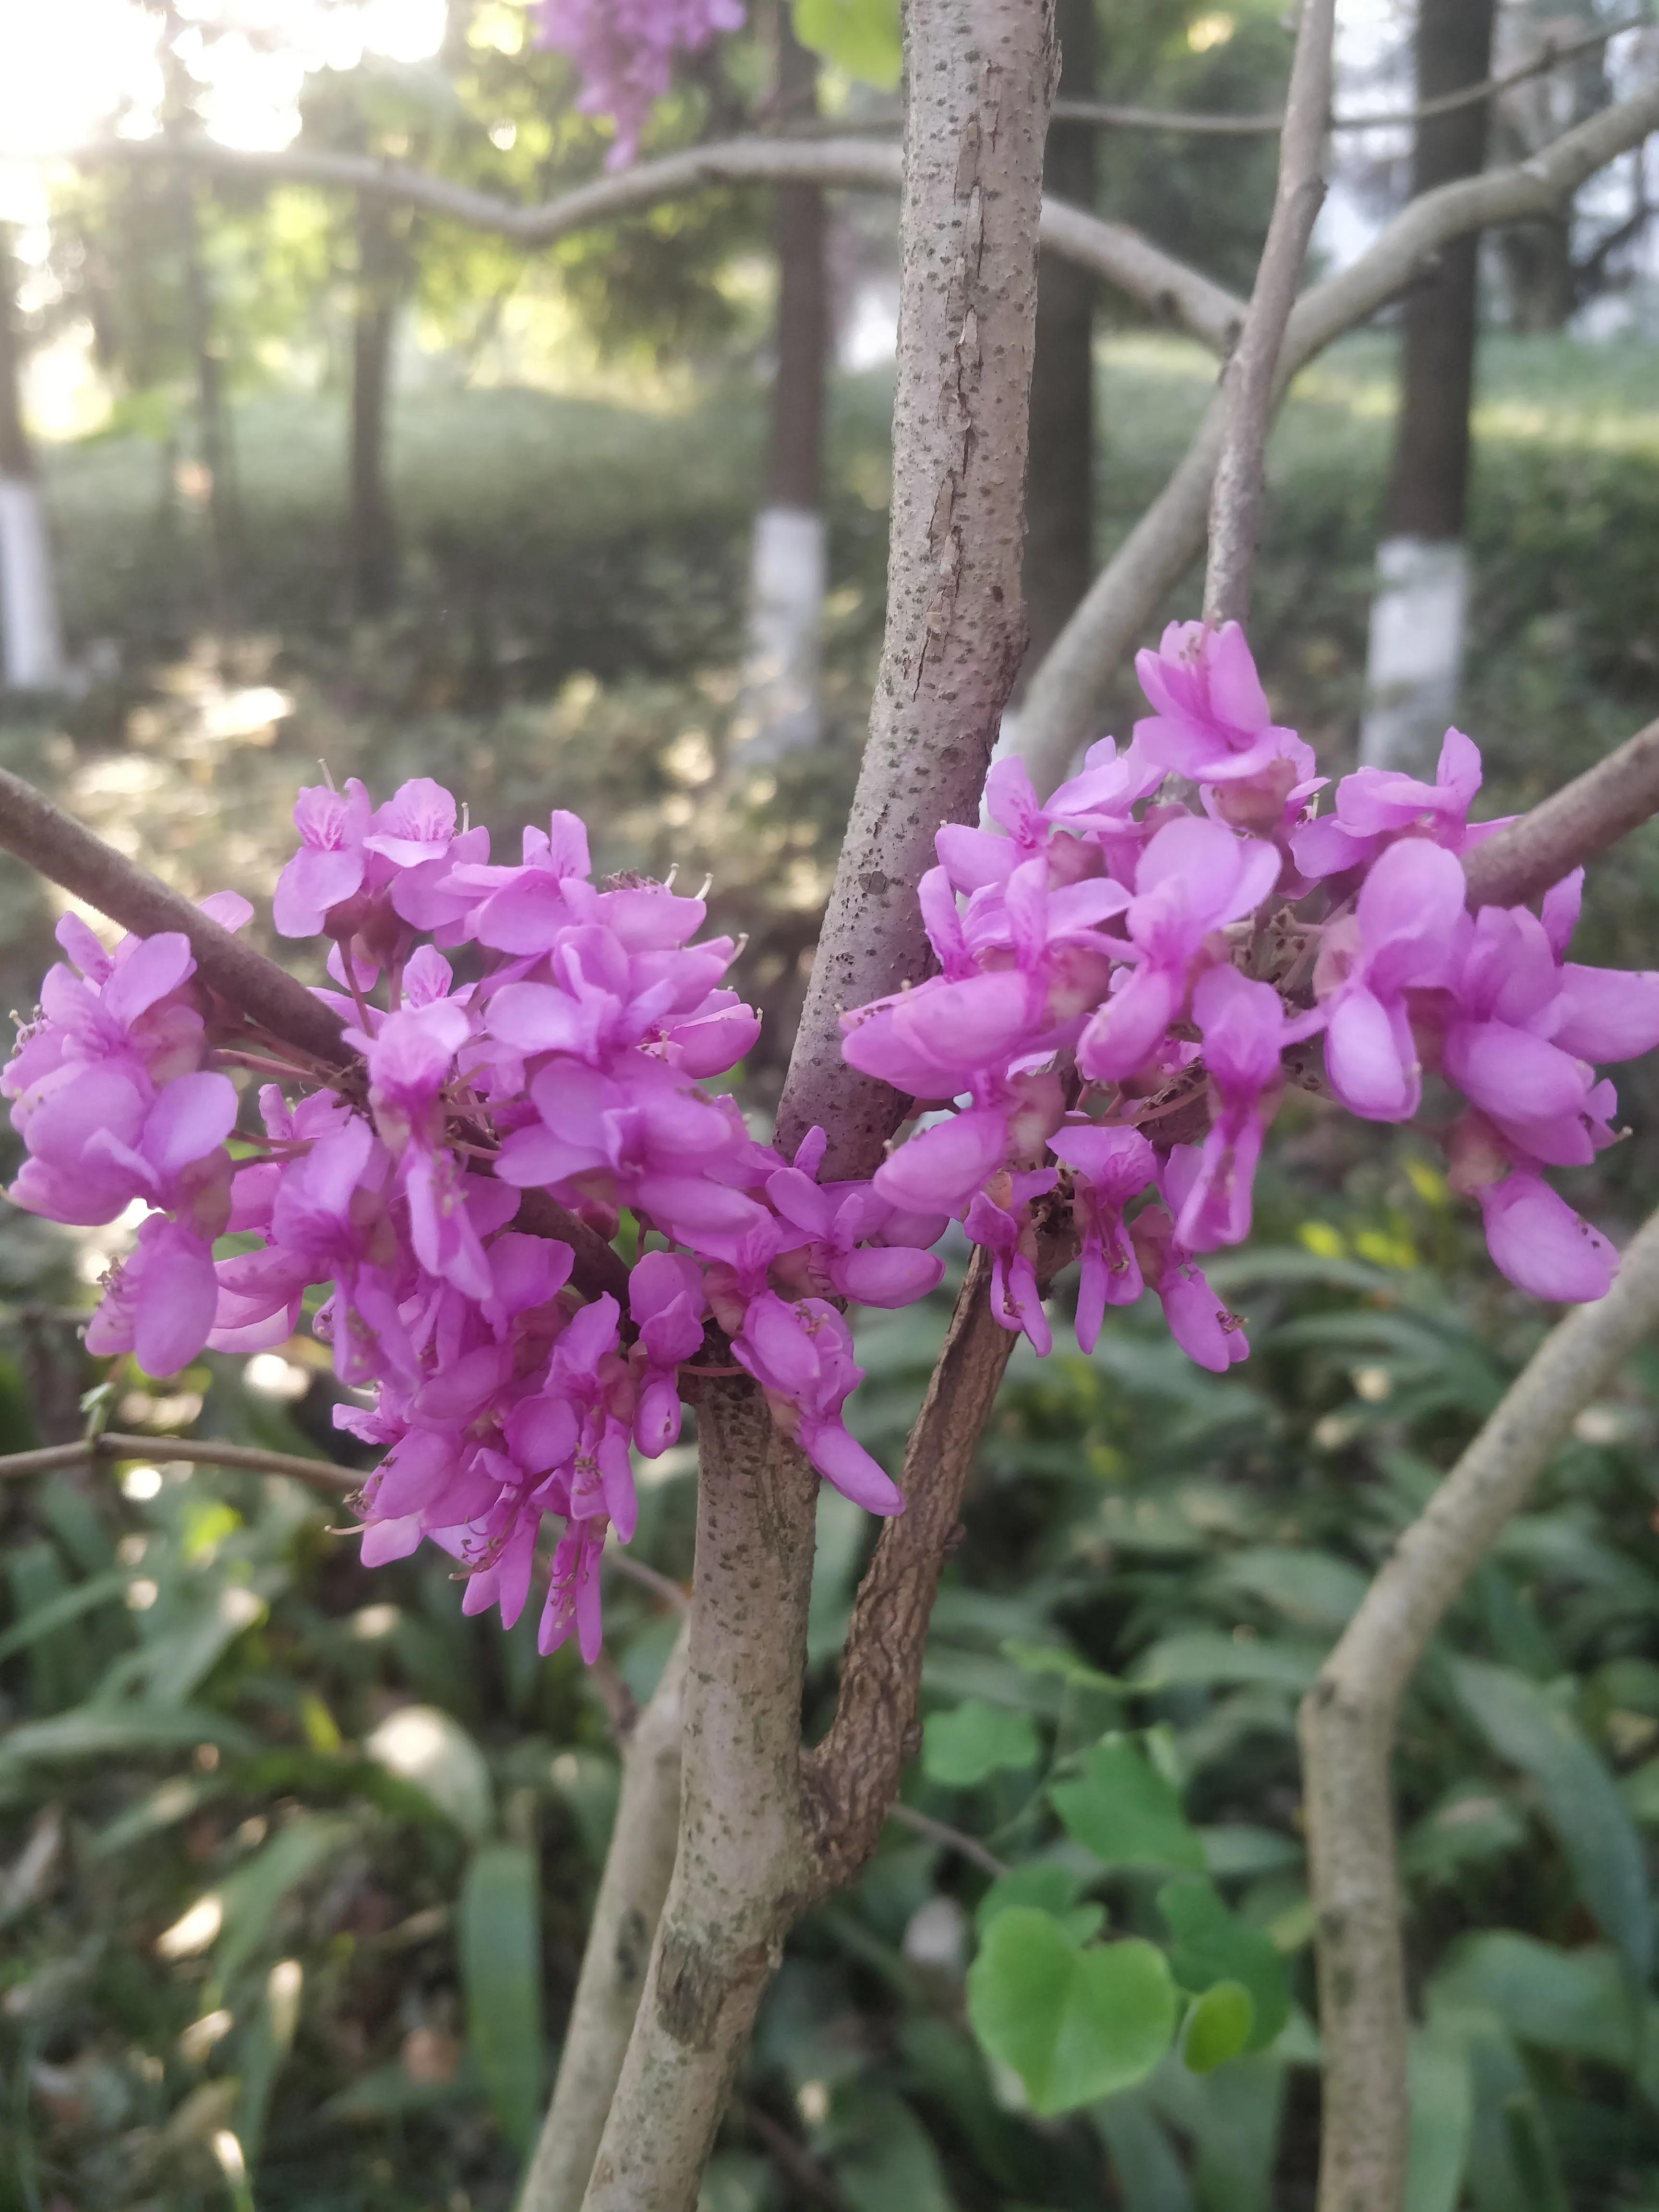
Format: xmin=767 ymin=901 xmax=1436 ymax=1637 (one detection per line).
xmin=517 ymin=1633 xmax=689 ymax=2212
xmin=579 ymin=1386 xmax=819 ymax=2212
xmin=774 ymin=0 xmax=1058 ymax=1174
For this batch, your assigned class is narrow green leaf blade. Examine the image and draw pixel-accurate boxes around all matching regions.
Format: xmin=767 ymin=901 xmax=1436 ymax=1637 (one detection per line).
xmin=459 ymin=1842 xmax=546 ymax=2154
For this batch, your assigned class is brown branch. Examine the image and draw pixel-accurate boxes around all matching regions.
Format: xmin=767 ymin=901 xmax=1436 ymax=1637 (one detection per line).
xmin=0 ymin=1432 xmax=352 ymax=1492
xmin=517 ymin=1630 xmax=690 ymax=2212
xmin=66 ymin=131 xmax=1243 ymax=359
xmin=1016 ymin=74 xmax=1659 ymax=795
xmin=0 ymin=765 xmax=631 ymax=1304
xmin=0 ymin=764 xmax=346 ymax=1066
xmin=1300 ymin=1205 xmax=1659 ymax=2212
xmin=1203 ymin=0 xmax=1336 ymax=627
xmin=1462 ymin=714 xmax=1659 ymax=909
xmin=803 ymin=1251 xmax=1015 ymax=1886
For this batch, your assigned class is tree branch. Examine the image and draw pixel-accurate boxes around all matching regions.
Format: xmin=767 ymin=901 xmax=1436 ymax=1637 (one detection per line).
xmin=802 ymin=1250 xmax=1015 ymax=1886
xmin=1462 ymin=715 xmax=1659 ymax=908
xmin=580 ymin=1383 xmax=821 ymax=2212
xmin=68 ymin=131 xmax=1242 ymax=359
xmin=0 ymin=764 xmax=346 ymax=1066
xmin=0 ymin=1432 xmax=352 ymax=1491
xmin=1203 ymin=0 xmax=1336 ymax=627
xmin=1050 ymin=13 xmax=1654 ymax=137
xmin=1016 ymin=74 xmax=1659 ymax=795
xmin=1299 ymin=1205 xmax=1659 ymax=2212
xmin=517 ymin=1628 xmax=690 ymax=2212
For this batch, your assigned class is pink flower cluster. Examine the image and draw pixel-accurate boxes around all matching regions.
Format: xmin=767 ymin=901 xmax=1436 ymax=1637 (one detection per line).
xmin=4 ymin=778 xmax=939 ymax=1661
xmin=5 ymin=622 xmax=1655 ymax=1660
xmin=843 ymin=621 xmax=1659 ymax=1364
xmin=535 ymin=0 xmax=745 ymax=168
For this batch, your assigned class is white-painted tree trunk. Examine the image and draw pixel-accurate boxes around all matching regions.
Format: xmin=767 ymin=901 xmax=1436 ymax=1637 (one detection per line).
xmin=732 ymin=503 xmax=826 ymax=762
xmin=1358 ymin=534 xmax=1469 ymax=773
xmin=0 ymin=476 xmax=67 ymax=692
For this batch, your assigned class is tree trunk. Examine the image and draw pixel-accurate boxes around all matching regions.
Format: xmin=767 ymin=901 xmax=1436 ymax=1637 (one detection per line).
xmin=349 ymin=193 xmax=403 ymax=620
xmin=1359 ymin=0 xmax=1496 ymax=772
xmin=176 ymin=178 xmax=241 ymax=631
xmin=733 ymin=7 xmax=829 ymax=763
xmin=1498 ymin=214 xmax=1575 ymax=332
xmin=1020 ymin=0 xmax=1097 ymax=689
xmin=0 ymin=231 xmax=67 ymax=692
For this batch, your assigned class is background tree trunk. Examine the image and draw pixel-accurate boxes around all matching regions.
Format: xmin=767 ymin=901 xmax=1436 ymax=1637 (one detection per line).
xmin=1359 ymin=0 xmax=1497 ymax=771
xmin=349 ymin=192 xmax=404 ymax=619
xmin=1020 ymin=0 xmax=1097 ymax=690
xmin=175 ymin=177 xmax=242 ymax=631
xmin=733 ymin=5 xmax=829 ymax=764
xmin=0 ymin=230 xmax=67 ymax=692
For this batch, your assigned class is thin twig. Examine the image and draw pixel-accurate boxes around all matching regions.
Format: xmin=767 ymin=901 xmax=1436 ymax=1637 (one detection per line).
xmin=739 ymin=2103 xmax=851 ymax=2212
xmin=1016 ymin=73 xmax=1659 ymax=795
xmin=1051 ymin=14 xmax=1653 ymax=136
xmin=607 ymin=1549 xmax=691 ymax=1614
xmin=1204 ymin=0 xmax=1337 ymax=627
xmin=0 ymin=1432 xmax=352 ymax=1492
xmin=1300 ymin=1206 xmax=1659 ymax=2212
xmin=888 ymin=1801 xmax=1009 ymax=1879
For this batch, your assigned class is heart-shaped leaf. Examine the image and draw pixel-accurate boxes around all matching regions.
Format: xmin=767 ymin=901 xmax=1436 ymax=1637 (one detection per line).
xmin=967 ymin=1907 xmax=1177 ymax=2116
xmin=1050 ymin=1739 xmax=1204 ymax=1870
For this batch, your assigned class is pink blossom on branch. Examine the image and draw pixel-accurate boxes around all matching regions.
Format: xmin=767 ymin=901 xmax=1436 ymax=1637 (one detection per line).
xmin=6 ymin=620 xmax=1656 ymax=1662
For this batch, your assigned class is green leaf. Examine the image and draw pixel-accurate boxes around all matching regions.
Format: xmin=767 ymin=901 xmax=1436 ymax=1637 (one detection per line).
xmin=1181 ymin=1981 xmax=1255 ymax=2073
xmin=1406 ymin=2020 xmax=1473 ymax=2212
xmin=0 ymin=1702 xmax=257 ymax=1770
xmin=1050 ymin=1740 xmax=1204 ymax=1871
xmin=1210 ymin=1546 xmax=1366 ymax=1632
xmin=213 ymin=1814 xmax=356 ymax=1989
xmin=1157 ymin=1877 xmax=1289 ymax=2052
xmin=922 ymin=1700 xmax=1040 ymax=1786
xmin=1130 ymin=1633 xmax=1323 ymax=1693
xmin=1429 ymin=1934 xmax=1636 ymax=2068
xmin=1451 ymin=1660 xmax=1654 ymax=1987
xmin=1094 ymin=2092 xmax=1196 ymax=2212
xmin=820 ymin=2085 xmax=955 ymax=2212
xmin=459 ymin=1843 xmax=546 ymax=2153
xmin=791 ymin=0 xmax=902 ymax=91
xmin=974 ymin=1863 xmax=1103 ymax=1946
xmin=966 ymin=1908 xmax=1177 ymax=2116
xmin=366 ymin=1704 xmax=494 ymax=1842
xmin=0 ymin=1570 xmax=130 ymax=1662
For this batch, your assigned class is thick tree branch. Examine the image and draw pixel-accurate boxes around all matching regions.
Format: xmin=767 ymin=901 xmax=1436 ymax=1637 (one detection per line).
xmin=1017 ymin=75 xmax=1659 ymax=795
xmin=772 ymin=8 xmax=1058 ymax=1175
xmin=518 ymin=1629 xmax=690 ymax=2212
xmin=70 ymin=132 xmax=1242 ymax=359
xmin=1462 ymin=714 xmax=1659 ymax=908
xmin=1204 ymin=0 xmax=1336 ymax=626
xmin=1299 ymin=1206 xmax=1659 ymax=2212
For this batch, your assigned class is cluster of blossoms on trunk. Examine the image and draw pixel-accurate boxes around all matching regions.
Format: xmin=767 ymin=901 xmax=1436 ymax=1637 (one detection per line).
xmin=5 ymin=624 xmax=1656 ymax=1659
xmin=534 ymin=0 xmax=745 ymax=168
xmin=847 ymin=621 xmax=1659 ymax=1363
